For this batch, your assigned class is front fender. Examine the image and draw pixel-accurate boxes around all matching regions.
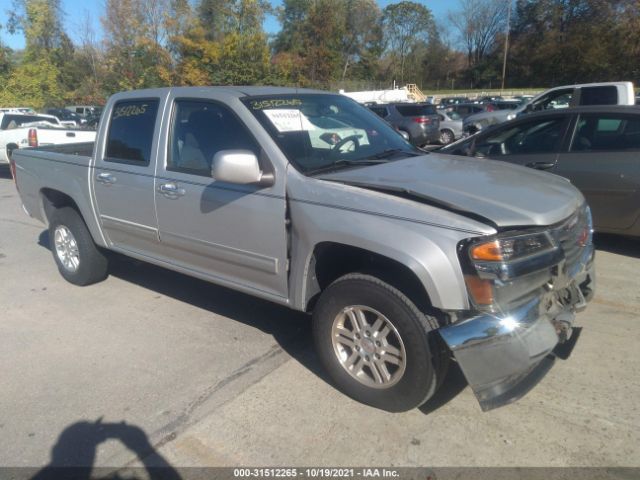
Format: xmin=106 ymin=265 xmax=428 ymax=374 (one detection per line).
xmin=288 ymin=198 xmax=473 ymax=312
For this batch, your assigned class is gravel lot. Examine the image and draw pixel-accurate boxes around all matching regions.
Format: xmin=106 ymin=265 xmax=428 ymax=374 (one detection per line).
xmin=1 ymin=165 xmax=639 ymax=472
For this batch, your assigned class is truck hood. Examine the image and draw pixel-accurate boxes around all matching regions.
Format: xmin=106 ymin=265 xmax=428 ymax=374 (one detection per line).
xmin=317 ymin=154 xmax=583 ymax=229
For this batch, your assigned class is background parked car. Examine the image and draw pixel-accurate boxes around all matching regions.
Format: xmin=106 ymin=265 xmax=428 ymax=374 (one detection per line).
xmin=65 ymin=105 xmax=103 ymax=118
xmin=441 ymin=102 xmax=487 ymax=119
xmin=439 ymin=105 xmax=640 ymax=237
xmin=368 ymin=102 xmax=440 ymax=146
xmin=438 ymin=96 xmax=470 ymax=106
xmin=46 ymin=108 xmax=85 ymax=127
xmin=437 ymin=110 xmax=463 ymax=144
xmin=462 ymin=100 xmax=523 ymax=134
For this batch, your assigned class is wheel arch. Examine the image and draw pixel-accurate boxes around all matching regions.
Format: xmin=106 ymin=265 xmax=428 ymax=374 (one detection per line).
xmin=299 ymin=241 xmax=445 ymax=320
xmin=39 ymin=188 xmax=107 ymax=247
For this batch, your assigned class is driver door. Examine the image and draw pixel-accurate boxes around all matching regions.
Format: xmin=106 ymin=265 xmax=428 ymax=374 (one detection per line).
xmin=153 ymin=96 xmax=289 ymax=301
xmin=472 ymin=114 xmax=572 ymax=170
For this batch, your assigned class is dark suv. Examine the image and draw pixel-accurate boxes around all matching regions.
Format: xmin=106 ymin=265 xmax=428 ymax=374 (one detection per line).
xmin=368 ymin=103 xmax=440 ymax=146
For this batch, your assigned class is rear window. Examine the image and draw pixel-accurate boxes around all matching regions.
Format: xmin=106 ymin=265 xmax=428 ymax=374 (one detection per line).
xmin=395 ymin=105 xmax=436 ymax=117
xmin=580 ymin=86 xmax=618 ymax=106
xmin=105 ymin=99 xmax=159 ymax=165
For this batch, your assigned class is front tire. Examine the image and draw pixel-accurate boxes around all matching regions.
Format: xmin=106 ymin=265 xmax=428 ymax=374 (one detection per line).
xmin=49 ymin=207 xmax=109 ymax=286
xmin=312 ymin=273 xmax=443 ymax=412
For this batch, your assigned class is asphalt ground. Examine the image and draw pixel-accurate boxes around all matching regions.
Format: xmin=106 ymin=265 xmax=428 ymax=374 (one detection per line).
xmin=0 ymin=165 xmax=638 ymax=474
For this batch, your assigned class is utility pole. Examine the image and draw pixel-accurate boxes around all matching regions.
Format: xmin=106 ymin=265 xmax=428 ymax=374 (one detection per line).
xmin=501 ymin=0 xmax=512 ymax=91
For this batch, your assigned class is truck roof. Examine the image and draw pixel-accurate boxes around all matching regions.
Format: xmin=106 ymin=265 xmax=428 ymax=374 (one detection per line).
xmin=110 ymin=86 xmax=331 ymax=100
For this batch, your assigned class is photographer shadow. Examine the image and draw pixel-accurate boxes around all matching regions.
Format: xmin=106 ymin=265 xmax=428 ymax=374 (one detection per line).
xmin=32 ymin=419 xmax=181 ymax=480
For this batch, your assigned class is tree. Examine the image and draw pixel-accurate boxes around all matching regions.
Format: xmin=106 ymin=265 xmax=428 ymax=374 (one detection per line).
xmin=0 ymin=24 xmax=14 ymax=80
xmin=4 ymin=0 xmax=69 ymax=105
xmin=506 ymin=0 xmax=636 ymax=86
xmin=0 ymin=57 xmax=64 ymax=108
xmin=272 ymin=0 xmax=312 ymax=55
xmin=338 ymin=0 xmax=383 ymax=81
xmin=382 ymin=1 xmax=434 ymax=84
xmin=448 ymin=0 xmax=508 ymax=86
xmin=7 ymin=0 xmax=65 ymax=60
xmin=101 ymin=0 xmax=172 ymax=91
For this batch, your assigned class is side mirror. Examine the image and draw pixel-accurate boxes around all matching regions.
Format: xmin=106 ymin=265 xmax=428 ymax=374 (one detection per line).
xmin=397 ymin=130 xmax=410 ymax=141
xmin=211 ymin=150 xmax=274 ymax=186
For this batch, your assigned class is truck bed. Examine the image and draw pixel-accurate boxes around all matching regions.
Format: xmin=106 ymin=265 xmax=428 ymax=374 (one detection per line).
xmin=32 ymin=141 xmax=95 ymax=157
xmin=12 ymin=146 xmax=105 ymax=248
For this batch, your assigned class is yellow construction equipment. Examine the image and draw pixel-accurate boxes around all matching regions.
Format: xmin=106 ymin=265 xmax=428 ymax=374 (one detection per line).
xmin=405 ymin=84 xmax=426 ymax=102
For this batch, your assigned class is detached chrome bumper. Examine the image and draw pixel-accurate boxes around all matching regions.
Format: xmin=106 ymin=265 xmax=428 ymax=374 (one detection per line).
xmin=440 ymin=259 xmax=595 ymax=411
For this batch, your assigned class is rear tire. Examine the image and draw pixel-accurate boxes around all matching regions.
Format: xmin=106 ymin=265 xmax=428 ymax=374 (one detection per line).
xmin=49 ymin=207 xmax=109 ymax=286
xmin=440 ymin=129 xmax=455 ymax=145
xmin=312 ymin=273 xmax=444 ymax=412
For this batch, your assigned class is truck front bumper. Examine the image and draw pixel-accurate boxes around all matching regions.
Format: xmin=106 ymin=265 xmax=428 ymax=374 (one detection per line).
xmin=439 ymin=259 xmax=595 ymax=411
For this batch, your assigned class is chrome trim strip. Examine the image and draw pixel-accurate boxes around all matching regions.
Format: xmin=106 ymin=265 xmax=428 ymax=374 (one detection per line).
xmin=100 ymin=215 xmax=158 ymax=233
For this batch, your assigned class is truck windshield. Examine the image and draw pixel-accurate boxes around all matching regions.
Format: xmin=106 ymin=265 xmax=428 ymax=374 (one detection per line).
xmin=242 ymin=94 xmax=421 ymax=174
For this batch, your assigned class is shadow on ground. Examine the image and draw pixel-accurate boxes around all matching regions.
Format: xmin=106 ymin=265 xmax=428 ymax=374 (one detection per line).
xmin=31 ymin=419 xmax=180 ymax=480
xmin=594 ymin=233 xmax=640 ymax=259
xmin=37 ymin=230 xmax=327 ymax=383
xmin=38 ymin=230 xmax=468 ymax=413
xmin=419 ymin=363 xmax=468 ymax=415
xmin=0 ymin=165 xmax=13 ymax=180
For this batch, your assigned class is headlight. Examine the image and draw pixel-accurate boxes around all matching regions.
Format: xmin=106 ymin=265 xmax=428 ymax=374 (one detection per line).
xmin=470 ymin=232 xmax=555 ymax=262
xmin=461 ymin=231 xmax=561 ymax=310
xmin=506 ymin=113 xmax=516 ymax=121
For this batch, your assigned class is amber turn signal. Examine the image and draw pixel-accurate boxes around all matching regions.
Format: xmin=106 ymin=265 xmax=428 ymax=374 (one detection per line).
xmin=464 ymin=275 xmax=495 ymax=306
xmin=470 ymin=240 xmax=503 ymax=261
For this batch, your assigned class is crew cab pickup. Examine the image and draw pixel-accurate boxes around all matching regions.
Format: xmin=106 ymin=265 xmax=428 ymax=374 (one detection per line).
xmin=10 ymin=87 xmax=595 ymax=412
xmin=0 ymin=112 xmax=96 ymax=164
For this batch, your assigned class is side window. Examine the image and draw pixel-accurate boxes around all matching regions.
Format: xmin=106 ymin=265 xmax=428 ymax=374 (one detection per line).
xmin=370 ymin=107 xmax=388 ymax=118
xmin=571 ymin=115 xmax=640 ymax=152
xmin=76 ymin=108 xmax=83 ymax=114
xmin=475 ymin=117 xmax=566 ymax=156
xmin=168 ymin=100 xmax=260 ymax=176
xmin=580 ymin=86 xmax=618 ymax=106
xmin=105 ymin=100 xmax=159 ymax=165
xmin=531 ymin=89 xmax=573 ymax=111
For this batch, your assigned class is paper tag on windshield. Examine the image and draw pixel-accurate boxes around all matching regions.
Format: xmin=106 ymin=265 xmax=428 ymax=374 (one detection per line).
xmin=263 ymin=109 xmax=313 ymax=132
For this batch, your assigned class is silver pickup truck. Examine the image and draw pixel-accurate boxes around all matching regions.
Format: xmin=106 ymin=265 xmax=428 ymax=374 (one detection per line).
xmin=10 ymin=87 xmax=595 ymax=412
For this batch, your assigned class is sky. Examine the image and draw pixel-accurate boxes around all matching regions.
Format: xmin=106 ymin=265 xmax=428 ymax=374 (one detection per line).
xmin=0 ymin=0 xmax=453 ymax=50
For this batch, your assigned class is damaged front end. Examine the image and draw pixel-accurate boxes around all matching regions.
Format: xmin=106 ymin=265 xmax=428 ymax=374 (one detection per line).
xmin=439 ymin=205 xmax=595 ymax=411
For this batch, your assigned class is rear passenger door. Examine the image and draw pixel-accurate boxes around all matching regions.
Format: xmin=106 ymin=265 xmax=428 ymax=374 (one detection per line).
xmin=92 ymin=98 xmax=161 ymax=255
xmin=554 ymin=113 xmax=640 ymax=231
xmin=153 ymin=96 xmax=289 ymax=301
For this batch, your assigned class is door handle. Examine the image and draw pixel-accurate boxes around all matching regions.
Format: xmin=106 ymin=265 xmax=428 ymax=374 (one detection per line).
xmin=158 ymin=182 xmax=185 ymax=198
xmin=66 ymin=132 xmax=76 ymax=137
xmin=96 ymin=172 xmax=116 ymax=185
xmin=526 ymin=162 xmax=555 ymax=170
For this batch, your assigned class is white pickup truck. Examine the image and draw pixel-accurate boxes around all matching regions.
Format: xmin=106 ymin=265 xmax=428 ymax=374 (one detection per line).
xmin=0 ymin=112 xmax=96 ymax=164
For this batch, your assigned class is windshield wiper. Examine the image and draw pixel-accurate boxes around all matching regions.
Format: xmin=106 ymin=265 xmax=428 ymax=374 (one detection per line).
xmin=305 ymin=159 xmax=390 ymax=176
xmin=371 ymin=148 xmax=424 ymax=159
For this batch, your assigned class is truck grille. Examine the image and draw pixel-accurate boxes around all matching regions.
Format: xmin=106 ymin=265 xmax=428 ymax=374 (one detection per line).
xmin=551 ymin=206 xmax=592 ymax=279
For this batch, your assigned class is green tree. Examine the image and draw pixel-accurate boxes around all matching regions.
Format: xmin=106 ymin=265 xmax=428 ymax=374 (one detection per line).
xmin=338 ymin=0 xmax=383 ymax=81
xmin=0 ymin=57 xmax=64 ymax=108
xmin=5 ymin=0 xmax=69 ymax=105
xmin=101 ymin=0 xmax=172 ymax=91
xmin=382 ymin=1 xmax=434 ymax=84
